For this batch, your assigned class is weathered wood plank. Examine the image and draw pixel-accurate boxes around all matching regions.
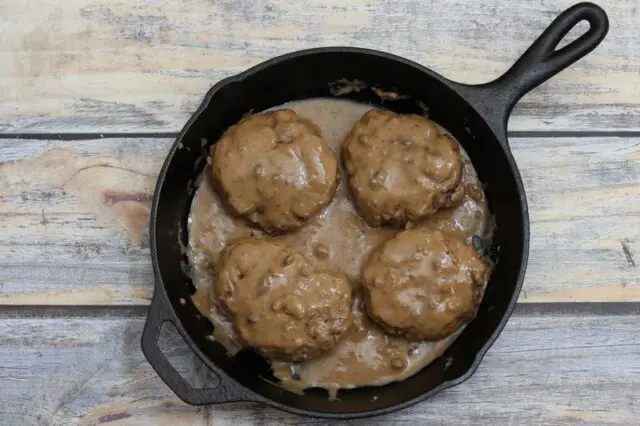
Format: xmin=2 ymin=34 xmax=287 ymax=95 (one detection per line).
xmin=1 ymin=0 xmax=638 ymax=133
xmin=0 ymin=136 xmax=638 ymax=304
xmin=0 ymin=313 xmax=638 ymax=425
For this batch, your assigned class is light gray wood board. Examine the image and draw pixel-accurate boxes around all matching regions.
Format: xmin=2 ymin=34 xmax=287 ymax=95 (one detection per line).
xmin=0 ymin=136 xmax=638 ymax=304
xmin=1 ymin=0 xmax=638 ymax=133
xmin=1 ymin=312 xmax=638 ymax=425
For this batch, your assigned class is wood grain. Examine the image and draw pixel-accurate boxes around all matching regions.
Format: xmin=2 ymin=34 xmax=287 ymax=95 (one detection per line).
xmin=0 ymin=136 xmax=638 ymax=305
xmin=0 ymin=313 xmax=637 ymax=425
xmin=1 ymin=0 xmax=638 ymax=133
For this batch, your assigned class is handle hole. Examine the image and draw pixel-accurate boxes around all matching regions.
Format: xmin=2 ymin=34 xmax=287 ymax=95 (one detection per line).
xmin=556 ymin=20 xmax=591 ymax=51
xmin=157 ymin=321 xmax=221 ymax=389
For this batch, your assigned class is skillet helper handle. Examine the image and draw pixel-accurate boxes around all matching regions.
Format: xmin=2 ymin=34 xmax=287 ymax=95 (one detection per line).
xmin=141 ymin=293 xmax=249 ymax=405
xmin=456 ymin=2 xmax=609 ymax=133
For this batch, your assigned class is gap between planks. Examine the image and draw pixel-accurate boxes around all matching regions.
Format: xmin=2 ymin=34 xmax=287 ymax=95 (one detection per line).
xmin=3 ymin=130 xmax=640 ymax=141
xmin=2 ymin=302 xmax=640 ymax=319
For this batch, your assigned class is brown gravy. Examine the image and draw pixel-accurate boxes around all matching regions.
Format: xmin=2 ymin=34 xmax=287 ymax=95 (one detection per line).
xmin=187 ymin=98 xmax=491 ymax=393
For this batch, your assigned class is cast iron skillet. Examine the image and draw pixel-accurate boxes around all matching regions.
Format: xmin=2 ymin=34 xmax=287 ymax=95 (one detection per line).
xmin=142 ymin=2 xmax=608 ymax=419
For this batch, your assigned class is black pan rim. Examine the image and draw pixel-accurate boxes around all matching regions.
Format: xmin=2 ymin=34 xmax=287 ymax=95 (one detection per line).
xmin=147 ymin=45 xmax=530 ymax=419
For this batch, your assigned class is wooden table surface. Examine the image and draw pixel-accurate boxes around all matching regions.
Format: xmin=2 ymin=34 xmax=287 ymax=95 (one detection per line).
xmin=1 ymin=1 xmax=639 ymax=424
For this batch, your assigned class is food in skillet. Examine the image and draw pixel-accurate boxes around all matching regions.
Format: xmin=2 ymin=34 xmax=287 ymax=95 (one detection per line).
xmin=215 ymin=237 xmax=353 ymax=362
xmin=187 ymin=98 xmax=493 ymax=391
xmin=361 ymin=227 xmax=488 ymax=341
xmin=342 ymin=109 xmax=465 ymax=228
xmin=211 ymin=109 xmax=339 ymax=234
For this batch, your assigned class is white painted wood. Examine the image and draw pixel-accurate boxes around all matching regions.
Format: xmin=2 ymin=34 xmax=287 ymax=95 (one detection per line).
xmin=0 ymin=313 xmax=638 ymax=425
xmin=1 ymin=136 xmax=638 ymax=304
xmin=1 ymin=0 xmax=638 ymax=132
xmin=1 ymin=1 xmax=638 ymax=423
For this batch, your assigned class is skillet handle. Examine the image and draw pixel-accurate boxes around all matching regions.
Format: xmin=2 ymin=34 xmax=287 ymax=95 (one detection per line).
xmin=141 ymin=292 xmax=253 ymax=405
xmin=455 ymin=2 xmax=609 ymax=135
